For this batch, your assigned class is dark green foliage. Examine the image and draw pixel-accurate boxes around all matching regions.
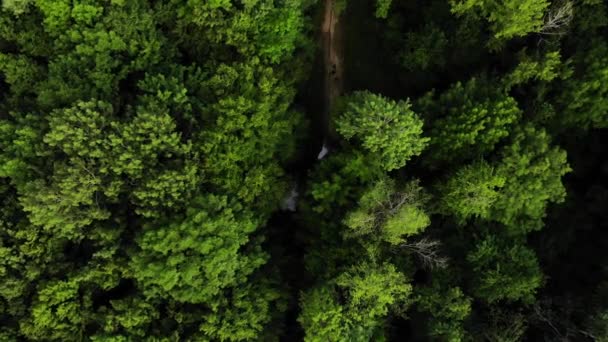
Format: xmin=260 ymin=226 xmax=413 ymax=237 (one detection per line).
xmin=308 ymin=149 xmax=385 ymax=216
xmin=400 ymin=24 xmax=448 ymax=71
xmin=477 ymin=307 xmax=528 ymax=342
xmin=587 ymin=309 xmax=608 ymax=341
xmin=418 ymin=77 xmax=521 ymax=165
xmin=559 ymin=40 xmax=608 ymax=129
xmin=415 ymin=274 xmax=472 ymax=341
xmin=467 ymin=235 xmax=543 ymax=303
xmin=502 ymin=50 xmax=563 ymax=89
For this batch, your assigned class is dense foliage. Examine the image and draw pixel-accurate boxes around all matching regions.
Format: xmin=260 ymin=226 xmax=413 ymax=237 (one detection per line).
xmin=1 ymin=0 xmax=607 ymax=341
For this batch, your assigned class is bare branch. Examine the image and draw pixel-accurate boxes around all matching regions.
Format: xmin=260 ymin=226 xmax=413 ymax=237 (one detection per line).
xmin=538 ymin=1 xmax=574 ymax=37
xmin=401 ymin=238 xmax=448 ymax=270
xmin=533 ymin=302 xmax=566 ymax=340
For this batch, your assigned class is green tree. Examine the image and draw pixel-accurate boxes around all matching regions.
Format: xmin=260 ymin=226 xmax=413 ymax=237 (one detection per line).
xmin=20 ymin=278 xmax=88 ymax=340
xmin=416 ymin=275 xmax=472 ymax=342
xmin=336 ymin=91 xmax=429 ymax=171
xmin=1 ymin=0 xmax=33 ymax=15
xmin=32 ymin=0 xmax=165 ymax=108
xmin=199 ymin=275 xmax=287 ymax=341
xmin=417 ymin=78 xmax=521 ymax=165
xmin=0 ymin=0 xmax=314 ymax=339
xmin=298 ymin=286 xmax=350 ymax=342
xmin=168 ymin=0 xmax=312 ymax=64
xmin=467 ymin=235 xmax=543 ymax=303
xmin=91 ymin=294 xmax=160 ymax=339
xmin=308 ymin=149 xmax=384 ymax=216
xmin=299 ymin=262 xmax=412 ymax=341
xmin=375 ymin=0 xmax=393 ymax=18
xmin=559 ymin=41 xmax=608 ymax=128
xmin=437 ymin=160 xmax=506 ymax=224
xmin=343 ymin=177 xmax=430 ymax=246
xmin=449 ymin=0 xmax=549 ymax=42
xmin=491 ymin=125 xmax=570 ymax=234
xmin=503 ymin=50 xmax=563 ymax=89
xmin=399 ymin=24 xmax=448 ymax=71
xmin=130 ymin=194 xmax=265 ymax=304
xmin=196 ymin=60 xmax=301 ymax=212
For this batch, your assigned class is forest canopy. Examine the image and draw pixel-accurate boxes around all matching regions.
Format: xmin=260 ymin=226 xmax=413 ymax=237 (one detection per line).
xmin=0 ymin=0 xmax=607 ymax=341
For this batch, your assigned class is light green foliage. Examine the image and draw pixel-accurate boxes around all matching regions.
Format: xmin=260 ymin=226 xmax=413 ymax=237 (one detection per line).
xmin=335 ymin=263 xmax=412 ymax=319
xmin=450 ymin=0 xmax=549 ymax=41
xmin=299 ymin=262 xmax=412 ymax=341
xmin=13 ymin=98 xmax=199 ymax=237
xmin=491 ymin=125 xmax=570 ymax=234
xmin=560 ymin=41 xmax=608 ymax=128
xmin=416 ymin=277 xmax=471 ymax=342
xmin=343 ymin=177 xmax=430 ymax=245
xmin=18 ymin=255 xmax=124 ymax=341
xmin=32 ymin=0 xmax=165 ymax=107
xmin=383 ymin=205 xmax=430 ymax=245
xmin=130 ymin=195 xmax=264 ymax=304
xmin=467 ymin=236 xmax=543 ymax=303
xmin=336 ymin=91 xmax=429 ymax=171
xmin=503 ymin=50 xmax=562 ymax=89
xmin=418 ymin=78 xmax=521 ymax=164
xmin=20 ymin=279 xmax=87 ymax=340
xmin=438 ymin=160 xmax=506 ymax=223
xmin=99 ymin=103 xmax=189 ymax=182
xmin=18 ymin=161 xmax=111 ymax=240
xmin=199 ymin=276 xmax=286 ymax=341
xmin=84 ymin=100 xmax=193 ymax=210
xmin=26 ymin=272 xmax=112 ymax=340
xmin=298 ymin=287 xmax=349 ymax=342
xmin=93 ymin=295 xmax=159 ymax=339
xmin=255 ymin=1 xmax=308 ymax=63
xmin=43 ymin=101 xmax=114 ymax=161
xmin=197 ymin=60 xmax=299 ymax=211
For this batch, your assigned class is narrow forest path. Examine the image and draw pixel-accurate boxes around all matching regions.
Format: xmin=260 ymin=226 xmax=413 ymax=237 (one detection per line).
xmin=320 ymin=0 xmax=344 ymax=142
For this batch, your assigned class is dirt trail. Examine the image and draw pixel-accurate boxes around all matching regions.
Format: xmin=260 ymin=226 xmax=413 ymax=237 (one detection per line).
xmin=321 ymin=0 xmax=344 ymax=119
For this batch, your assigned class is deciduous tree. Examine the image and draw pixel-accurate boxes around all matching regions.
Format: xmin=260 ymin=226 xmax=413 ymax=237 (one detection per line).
xmin=336 ymin=91 xmax=429 ymax=171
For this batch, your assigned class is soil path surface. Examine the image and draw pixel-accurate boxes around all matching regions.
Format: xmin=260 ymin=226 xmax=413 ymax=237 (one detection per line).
xmin=321 ymin=0 xmax=344 ymax=121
